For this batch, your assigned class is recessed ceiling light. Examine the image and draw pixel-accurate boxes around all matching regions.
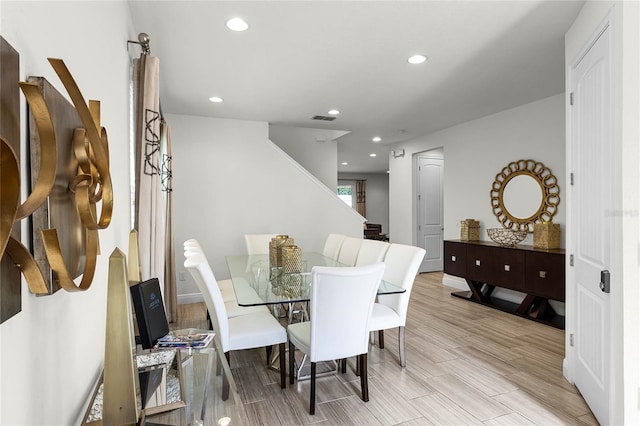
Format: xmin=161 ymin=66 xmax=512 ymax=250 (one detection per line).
xmin=372 ymin=136 xmax=382 ymax=143
xmin=209 ymin=96 xmax=224 ymax=103
xmin=369 ymin=153 xmax=377 ymax=157
xmin=341 ymin=162 xmax=348 ymax=166
xmin=226 ymin=17 xmax=248 ymax=32
xmin=328 ymin=109 xmax=340 ymax=115
xmin=407 ymin=54 xmax=427 ymax=64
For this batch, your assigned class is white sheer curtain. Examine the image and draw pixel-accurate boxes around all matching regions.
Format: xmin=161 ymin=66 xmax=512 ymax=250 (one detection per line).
xmin=133 ymin=55 xmax=176 ymax=321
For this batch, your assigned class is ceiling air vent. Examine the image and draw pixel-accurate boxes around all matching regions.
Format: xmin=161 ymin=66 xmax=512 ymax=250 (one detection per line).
xmin=311 ymin=115 xmax=337 ymax=121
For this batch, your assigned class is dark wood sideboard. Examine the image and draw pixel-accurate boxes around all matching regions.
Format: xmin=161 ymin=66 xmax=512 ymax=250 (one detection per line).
xmin=444 ymin=240 xmax=565 ymax=328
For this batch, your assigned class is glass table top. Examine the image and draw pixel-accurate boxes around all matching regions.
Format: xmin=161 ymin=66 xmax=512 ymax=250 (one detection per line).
xmin=225 ymin=252 xmax=405 ymax=306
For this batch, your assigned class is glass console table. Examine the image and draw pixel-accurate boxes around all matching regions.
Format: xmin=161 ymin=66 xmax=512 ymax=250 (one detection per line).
xmin=82 ymin=329 xmax=248 ymax=425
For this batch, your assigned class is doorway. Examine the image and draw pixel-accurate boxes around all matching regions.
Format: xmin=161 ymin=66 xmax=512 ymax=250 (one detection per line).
xmin=416 ymin=151 xmax=444 ymax=273
xmin=567 ymin=14 xmax=614 ymax=425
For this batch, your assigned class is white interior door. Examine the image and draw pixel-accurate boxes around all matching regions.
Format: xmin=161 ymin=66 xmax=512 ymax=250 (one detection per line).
xmin=569 ymin=20 xmax=613 ymax=425
xmin=417 ymin=156 xmax=444 ymax=272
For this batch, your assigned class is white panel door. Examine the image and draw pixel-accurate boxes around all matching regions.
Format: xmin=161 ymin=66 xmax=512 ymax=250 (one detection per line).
xmin=570 ymin=21 xmax=613 ymax=425
xmin=417 ymin=157 xmax=444 ymax=272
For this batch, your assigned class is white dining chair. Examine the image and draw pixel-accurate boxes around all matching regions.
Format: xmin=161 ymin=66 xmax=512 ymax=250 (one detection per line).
xmin=184 ymin=258 xmax=287 ymax=388
xmin=184 ymin=238 xmax=202 ymax=249
xmin=368 ymin=243 xmax=425 ymax=368
xmin=322 ymin=233 xmax=346 ymax=261
xmin=336 ymin=236 xmax=363 ymax=266
xmin=287 ymin=262 xmax=385 ymax=414
xmin=183 ymin=242 xmax=269 ymax=318
xmin=355 ymin=239 xmax=389 ymax=266
xmin=183 ymin=242 xmax=236 ymax=302
xmin=244 ymin=234 xmax=278 ymax=255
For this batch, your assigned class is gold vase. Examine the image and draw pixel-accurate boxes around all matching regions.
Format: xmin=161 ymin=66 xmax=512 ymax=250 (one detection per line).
xmin=269 ymin=235 xmax=293 ymax=267
xmin=282 ymin=245 xmax=302 ymax=273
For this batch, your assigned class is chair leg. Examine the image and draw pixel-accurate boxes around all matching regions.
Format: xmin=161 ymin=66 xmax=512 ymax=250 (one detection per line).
xmin=369 ymin=331 xmax=375 ymax=345
xmin=359 ymin=354 xmax=369 ymax=402
xmin=399 ymin=326 xmax=406 ymax=368
xmin=289 ymin=340 xmax=295 ymax=385
xmin=222 ymin=352 xmax=230 ymax=401
xmin=378 ymin=330 xmax=385 ymax=349
xmin=310 ymin=362 xmax=317 ymax=415
xmin=356 ymin=355 xmax=361 ymax=376
xmin=279 ymin=342 xmax=286 ymax=388
xmin=215 ymin=350 xmax=222 ymax=376
xmin=340 ymin=358 xmax=347 ymax=374
xmin=266 ymin=345 xmax=273 ymax=366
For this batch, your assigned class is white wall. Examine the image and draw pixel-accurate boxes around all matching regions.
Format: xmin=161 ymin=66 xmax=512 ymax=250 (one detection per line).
xmin=338 ymin=172 xmax=390 ymax=235
xmin=565 ymin=2 xmax=640 ymax=424
xmin=269 ymin=124 xmax=348 ymax=190
xmin=389 ymin=94 xmax=566 ymax=248
xmin=0 ymin=2 xmax=134 ymax=424
xmin=168 ymin=114 xmax=364 ymax=299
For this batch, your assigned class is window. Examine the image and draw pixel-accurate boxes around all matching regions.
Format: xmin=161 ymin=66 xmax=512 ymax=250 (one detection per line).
xmin=337 ymin=183 xmax=354 ymax=207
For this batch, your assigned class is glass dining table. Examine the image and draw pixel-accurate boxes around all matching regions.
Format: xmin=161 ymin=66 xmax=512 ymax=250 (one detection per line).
xmin=225 ymin=252 xmax=405 ymax=307
xmin=226 ymin=252 xmax=403 ymax=380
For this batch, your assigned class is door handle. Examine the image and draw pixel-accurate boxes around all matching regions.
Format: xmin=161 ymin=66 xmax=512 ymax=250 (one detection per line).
xmin=599 ymin=270 xmax=610 ymax=293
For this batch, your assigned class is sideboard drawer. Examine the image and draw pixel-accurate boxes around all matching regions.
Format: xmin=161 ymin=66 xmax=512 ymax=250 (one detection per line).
xmin=525 ymin=251 xmax=565 ymax=301
xmin=466 ymin=244 xmax=499 ymax=283
xmin=491 ymin=247 xmax=526 ymax=291
xmin=444 ymin=241 xmax=467 ymax=277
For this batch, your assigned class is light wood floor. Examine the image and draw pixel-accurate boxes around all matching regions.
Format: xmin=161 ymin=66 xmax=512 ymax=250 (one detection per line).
xmin=173 ymin=272 xmax=598 ymax=425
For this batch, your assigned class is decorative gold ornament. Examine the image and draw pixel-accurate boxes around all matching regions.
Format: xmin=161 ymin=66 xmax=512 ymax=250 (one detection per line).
xmin=0 ymin=138 xmax=20 ymax=257
xmin=0 ymin=78 xmax=61 ymax=295
xmin=102 ymin=248 xmax=140 ymax=424
xmin=269 ymin=235 xmax=293 ymax=268
xmin=0 ymin=56 xmax=113 ymax=295
xmin=49 ymin=58 xmax=113 ymax=231
xmin=282 ymin=245 xmax=302 ymax=273
xmin=489 ymin=159 xmax=560 ymax=232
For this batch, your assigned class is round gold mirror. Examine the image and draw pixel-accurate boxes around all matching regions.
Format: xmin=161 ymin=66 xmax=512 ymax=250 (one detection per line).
xmin=490 ymin=159 xmax=560 ymax=232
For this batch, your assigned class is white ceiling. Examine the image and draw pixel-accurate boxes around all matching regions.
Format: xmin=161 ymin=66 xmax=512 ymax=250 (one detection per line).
xmin=128 ymin=0 xmax=584 ymax=173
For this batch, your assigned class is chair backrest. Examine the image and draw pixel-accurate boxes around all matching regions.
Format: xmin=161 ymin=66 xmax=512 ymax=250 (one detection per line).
xmin=184 ymin=240 xmax=206 ymax=263
xmin=322 ymin=233 xmax=346 ymax=260
xmin=355 ymin=239 xmax=389 ymax=266
xmin=309 ymin=263 xmax=385 ymax=362
xmin=184 ymin=238 xmax=202 ymax=249
xmin=244 ymin=234 xmax=278 ymax=255
xmin=184 ymin=257 xmax=230 ymax=352
xmin=378 ymin=244 xmax=426 ymax=326
xmin=337 ymin=237 xmax=363 ymax=266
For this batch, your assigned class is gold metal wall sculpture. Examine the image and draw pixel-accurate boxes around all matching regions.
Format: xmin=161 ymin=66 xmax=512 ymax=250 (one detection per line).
xmin=28 ymin=76 xmax=84 ymax=292
xmin=1 ymin=36 xmax=23 ymax=323
xmin=490 ymin=159 xmax=560 ymax=232
xmin=0 ymin=40 xmax=114 ymax=320
xmin=38 ymin=59 xmax=114 ymax=292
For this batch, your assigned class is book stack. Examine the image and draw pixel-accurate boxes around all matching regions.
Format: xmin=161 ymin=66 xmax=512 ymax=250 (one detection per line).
xmin=155 ymin=332 xmax=215 ymax=349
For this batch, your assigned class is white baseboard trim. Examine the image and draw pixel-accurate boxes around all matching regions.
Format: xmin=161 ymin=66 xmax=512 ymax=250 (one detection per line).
xmin=178 ymin=292 xmax=204 ymax=305
xmin=441 ymin=274 xmax=468 ymax=291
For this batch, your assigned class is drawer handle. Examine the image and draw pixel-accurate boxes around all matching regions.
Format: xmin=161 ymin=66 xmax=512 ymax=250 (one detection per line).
xmin=475 ymin=260 xmax=481 ymax=266
xmin=451 ymin=255 xmax=456 ymax=262
xmin=504 ymin=265 xmax=510 ymax=272
xmin=539 ymin=271 xmax=547 ymax=279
